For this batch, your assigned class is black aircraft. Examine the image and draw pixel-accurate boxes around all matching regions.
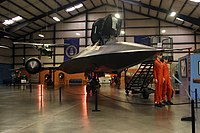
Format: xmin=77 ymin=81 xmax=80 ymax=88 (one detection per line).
xmin=21 ymin=14 xmax=162 ymax=75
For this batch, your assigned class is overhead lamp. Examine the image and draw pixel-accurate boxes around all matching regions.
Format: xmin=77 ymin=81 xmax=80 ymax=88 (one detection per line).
xmin=190 ymin=0 xmax=200 ymax=2
xmin=115 ymin=13 xmax=120 ymax=19
xmin=66 ymin=3 xmax=83 ymax=12
xmin=53 ymin=17 xmax=60 ymax=22
xmin=176 ymin=17 xmax=184 ymax=21
xmin=74 ymin=3 xmax=83 ymax=9
xmin=12 ymin=16 xmax=23 ymax=21
xmin=38 ymin=34 xmax=44 ymax=38
xmin=76 ymin=33 xmax=80 ymax=36
xmin=3 ymin=16 xmax=23 ymax=26
xmin=120 ymin=30 xmax=125 ymax=35
xmin=66 ymin=7 xmax=75 ymax=12
xmin=170 ymin=12 xmax=176 ymax=17
xmin=3 ymin=20 xmax=14 ymax=25
xmin=161 ymin=30 xmax=166 ymax=33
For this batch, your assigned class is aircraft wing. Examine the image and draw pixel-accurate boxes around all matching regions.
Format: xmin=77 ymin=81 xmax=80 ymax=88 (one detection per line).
xmin=59 ymin=42 xmax=163 ymax=74
xmin=13 ymin=42 xmax=65 ymax=46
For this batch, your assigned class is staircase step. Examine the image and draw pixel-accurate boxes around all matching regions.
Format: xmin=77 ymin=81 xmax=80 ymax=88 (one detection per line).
xmin=126 ymin=60 xmax=154 ymax=92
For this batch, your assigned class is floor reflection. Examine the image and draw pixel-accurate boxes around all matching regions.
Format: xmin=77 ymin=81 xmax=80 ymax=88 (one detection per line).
xmin=38 ymin=84 xmax=44 ymax=112
xmin=81 ymin=85 xmax=90 ymax=129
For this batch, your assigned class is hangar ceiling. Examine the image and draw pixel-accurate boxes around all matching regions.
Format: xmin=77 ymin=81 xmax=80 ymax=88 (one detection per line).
xmin=0 ymin=0 xmax=200 ymax=40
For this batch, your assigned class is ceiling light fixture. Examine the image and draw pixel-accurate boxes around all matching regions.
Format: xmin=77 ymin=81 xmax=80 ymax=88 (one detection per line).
xmin=176 ymin=17 xmax=184 ymax=21
xmin=190 ymin=0 xmax=200 ymax=2
xmin=12 ymin=16 xmax=23 ymax=21
xmin=115 ymin=13 xmax=120 ymax=19
xmin=66 ymin=7 xmax=75 ymax=12
xmin=74 ymin=3 xmax=83 ymax=9
xmin=53 ymin=17 xmax=60 ymax=22
xmin=3 ymin=20 xmax=14 ymax=25
xmin=170 ymin=12 xmax=176 ymax=17
xmin=120 ymin=30 xmax=125 ymax=35
xmin=76 ymin=33 xmax=80 ymax=36
xmin=161 ymin=30 xmax=166 ymax=33
xmin=38 ymin=34 xmax=44 ymax=38
xmin=66 ymin=3 xmax=83 ymax=12
xmin=3 ymin=16 xmax=23 ymax=26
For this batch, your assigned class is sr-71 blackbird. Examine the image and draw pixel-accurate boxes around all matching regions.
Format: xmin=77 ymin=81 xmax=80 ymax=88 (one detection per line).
xmin=15 ymin=14 xmax=163 ymax=75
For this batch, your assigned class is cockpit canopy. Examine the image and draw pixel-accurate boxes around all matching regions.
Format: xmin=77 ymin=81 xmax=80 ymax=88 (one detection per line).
xmin=91 ymin=14 xmax=122 ymax=45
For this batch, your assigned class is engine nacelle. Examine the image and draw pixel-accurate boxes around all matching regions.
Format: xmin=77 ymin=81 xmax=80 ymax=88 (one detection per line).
xmin=25 ymin=57 xmax=42 ymax=74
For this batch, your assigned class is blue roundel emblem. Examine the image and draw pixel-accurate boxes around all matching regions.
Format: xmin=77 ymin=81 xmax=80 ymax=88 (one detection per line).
xmin=65 ymin=45 xmax=78 ymax=58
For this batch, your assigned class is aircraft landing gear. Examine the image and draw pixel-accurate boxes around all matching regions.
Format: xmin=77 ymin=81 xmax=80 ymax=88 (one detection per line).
xmin=86 ymin=82 xmax=96 ymax=94
xmin=142 ymin=88 xmax=150 ymax=99
xmin=142 ymin=88 xmax=155 ymax=99
xmin=86 ymin=74 xmax=100 ymax=95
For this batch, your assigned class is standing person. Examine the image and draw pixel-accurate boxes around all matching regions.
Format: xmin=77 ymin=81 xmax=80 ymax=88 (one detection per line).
xmin=174 ymin=71 xmax=179 ymax=83
xmin=162 ymin=57 xmax=173 ymax=105
xmin=153 ymin=53 xmax=164 ymax=107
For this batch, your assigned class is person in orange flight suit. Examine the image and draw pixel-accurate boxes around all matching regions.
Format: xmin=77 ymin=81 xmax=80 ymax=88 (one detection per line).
xmin=153 ymin=54 xmax=165 ymax=107
xmin=162 ymin=57 xmax=173 ymax=105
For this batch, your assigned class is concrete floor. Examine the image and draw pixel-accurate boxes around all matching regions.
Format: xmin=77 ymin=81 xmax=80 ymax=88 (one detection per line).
xmin=0 ymin=84 xmax=199 ymax=133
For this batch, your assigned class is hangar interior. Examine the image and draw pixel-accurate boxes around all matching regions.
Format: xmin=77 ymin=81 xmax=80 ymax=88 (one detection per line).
xmin=0 ymin=0 xmax=200 ymax=133
xmin=0 ymin=0 xmax=200 ymax=84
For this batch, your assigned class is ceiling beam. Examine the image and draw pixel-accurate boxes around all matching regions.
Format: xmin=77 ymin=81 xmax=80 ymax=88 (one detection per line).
xmin=40 ymin=0 xmax=65 ymax=19
xmin=0 ymin=0 xmax=6 ymax=4
xmin=120 ymin=0 xmax=200 ymax=26
xmin=17 ymin=4 xmax=105 ymax=40
xmin=8 ymin=0 xmax=86 ymax=33
xmin=172 ymin=0 xmax=187 ymax=23
xmin=164 ymin=0 xmax=175 ymax=20
xmin=156 ymin=0 xmax=163 ymax=18
xmin=107 ymin=4 xmax=199 ymax=32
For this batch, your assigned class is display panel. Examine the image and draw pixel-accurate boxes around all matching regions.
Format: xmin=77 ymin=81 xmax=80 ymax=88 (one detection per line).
xmin=180 ymin=58 xmax=187 ymax=78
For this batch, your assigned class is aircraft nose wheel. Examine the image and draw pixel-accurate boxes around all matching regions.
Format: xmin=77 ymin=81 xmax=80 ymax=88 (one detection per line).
xmin=142 ymin=88 xmax=150 ymax=99
xmin=86 ymin=84 xmax=97 ymax=94
xmin=142 ymin=88 xmax=155 ymax=99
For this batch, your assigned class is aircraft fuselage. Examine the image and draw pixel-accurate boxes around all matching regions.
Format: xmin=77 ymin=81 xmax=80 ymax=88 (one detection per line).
xmin=59 ymin=41 xmax=162 ymax=74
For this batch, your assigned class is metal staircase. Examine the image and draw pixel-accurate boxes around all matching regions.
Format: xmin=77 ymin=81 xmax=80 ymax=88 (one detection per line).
xmin=125 ymin=60 xmax=154 ymax=99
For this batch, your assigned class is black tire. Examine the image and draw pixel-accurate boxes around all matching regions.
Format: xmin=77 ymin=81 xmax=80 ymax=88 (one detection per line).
xmin=142 ymin=88 xmax=149 ymax=99
xmin=125 ymin=90 xmax=129 ymax=95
